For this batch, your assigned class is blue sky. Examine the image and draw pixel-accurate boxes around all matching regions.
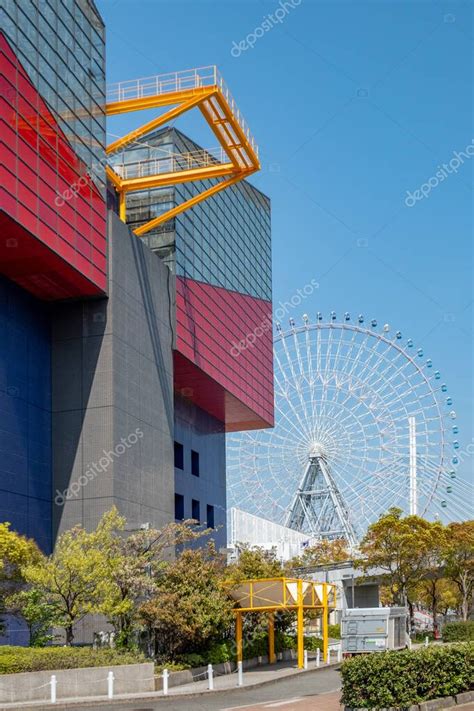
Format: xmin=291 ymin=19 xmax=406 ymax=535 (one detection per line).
xmin=98 ymin=0 xmax=473 ymax=488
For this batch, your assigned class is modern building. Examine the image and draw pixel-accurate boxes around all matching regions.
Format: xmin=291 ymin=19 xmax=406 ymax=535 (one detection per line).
xmin=0 ymin=0 xmax=273 ymax=584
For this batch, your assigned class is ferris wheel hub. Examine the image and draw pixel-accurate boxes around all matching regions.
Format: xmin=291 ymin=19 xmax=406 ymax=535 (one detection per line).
xmin=309 ymin=442 xmax=327 ymax=460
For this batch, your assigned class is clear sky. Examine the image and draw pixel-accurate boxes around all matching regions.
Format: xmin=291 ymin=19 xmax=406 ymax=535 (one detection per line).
xmin=98 ymin=0 xmax=473 ymax=488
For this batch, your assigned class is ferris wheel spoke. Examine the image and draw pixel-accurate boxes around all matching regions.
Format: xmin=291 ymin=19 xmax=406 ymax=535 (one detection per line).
xmin=228 ymin=318 xmax=460 ymax=540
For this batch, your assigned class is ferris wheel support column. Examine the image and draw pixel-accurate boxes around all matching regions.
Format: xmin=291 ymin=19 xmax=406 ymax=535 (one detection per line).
xmin=409 ymin=416 xmax=417 ymax=516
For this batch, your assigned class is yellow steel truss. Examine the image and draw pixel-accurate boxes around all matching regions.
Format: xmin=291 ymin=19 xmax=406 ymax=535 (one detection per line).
xmin=105 ymin=67 xmax=260 ymax=236
xmin=227 ymin=577 xmax=336 ymax=669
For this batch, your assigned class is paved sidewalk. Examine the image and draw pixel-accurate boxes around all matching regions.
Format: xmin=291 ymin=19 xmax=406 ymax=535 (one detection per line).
xmin=159 ymin=659 xmax=338 ymax=696
xmin=0 ymin=661 xmax=340 ymax=710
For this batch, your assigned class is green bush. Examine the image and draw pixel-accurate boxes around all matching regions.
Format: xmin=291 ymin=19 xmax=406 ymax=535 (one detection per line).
xmin=206 ymin=642 xmax=233 ymax=664
xmin=443 ymin=621 xmax=474 ymax=642
xmin=0 ymin=646 xmax=144 ymax=675
xmin=328 ymin=623 xmax=341 ymax=639
xmin=341 ymin=643 xmax=473 ymax=709
xmin=177 ymin=652 xmax=205 ymax=669
xmin=411 ymin=630 xmax=435 ymax=643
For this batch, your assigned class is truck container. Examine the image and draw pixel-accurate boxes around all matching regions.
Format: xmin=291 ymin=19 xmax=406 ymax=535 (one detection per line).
xmin=341 ymin=607 xmax=407 ymax=655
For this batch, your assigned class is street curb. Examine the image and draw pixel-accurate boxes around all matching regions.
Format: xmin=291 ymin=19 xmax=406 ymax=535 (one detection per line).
xmin=0 ymin=663 xmax=341 ymax=710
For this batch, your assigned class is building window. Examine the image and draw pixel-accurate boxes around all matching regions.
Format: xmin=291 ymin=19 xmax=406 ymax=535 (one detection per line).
xmin=174 ymin=441 xmax=184 ymax=470
xmin=175 ymin=493 xmax=184 ymax=520
xmin=207 ymin=504 xmax=215 ymax=529
xmin=191 ymin=498 xmax=200 ymax=522
xmin=191 ymin=449 xmax=200 ymax=477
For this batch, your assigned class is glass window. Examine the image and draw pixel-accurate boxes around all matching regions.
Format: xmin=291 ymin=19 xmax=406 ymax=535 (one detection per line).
xmin=175 ymin=494 xmax=185 ymax=521
xmin=191 ymin=499 xmax=200 ymax=523
xmin=206 ymin=504 xmax=215 ymax=529
xmin=174 ymin=441 xmax=184 ymax=470
xmin=191 ymin=450 xmax=199 ymax=477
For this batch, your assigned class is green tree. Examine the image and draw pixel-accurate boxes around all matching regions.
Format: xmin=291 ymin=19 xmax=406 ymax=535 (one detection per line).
xmin=97 ymin=509 xmax=208 ymax=648
xmin=356 ymin=508 xmax=443 ymax=631
xmin=0 ymin=523 xmax=39 ymax=633
xmin=226 ymin=544 xmax=283 ymax=584
xmin=6 ymin=588 xmax=55 ymax=646
xmin=23 ymin=522 xmax=112 ymax=645
xmin=286 ymin=538 xmax=351 ymax=570
xmin=139 ymin=543 xmax=234 ymax=660
xmin=444 ymin=521 xmax=474 ymax=621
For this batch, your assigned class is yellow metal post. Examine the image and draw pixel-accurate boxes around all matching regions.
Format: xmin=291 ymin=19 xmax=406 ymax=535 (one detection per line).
xmin=118 ymin=191 xmax=126 ymax=222
xmin=297 ymin=579 xmax=304 ymax=669
xmin=268 ymin=613 xmax=276 ymax=664
xmin=236 ymin=611 xmax=243 ymax=664
xmin=322 ymin=584 xmax=329 ymax=663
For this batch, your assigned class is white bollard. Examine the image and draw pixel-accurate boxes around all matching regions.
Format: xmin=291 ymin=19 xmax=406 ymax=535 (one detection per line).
xmin=208 ymin=663 xmax=214 ymax=691
xmin=237 ymin=660 xmax=243 ymax=687
xmin=316 ymin=648 xmax=320 ymax=667
xmin=303 ymin=649 xmax=308 ymax=670
xmin=107 ymin=671 xmax=114 ymax=699
xmin=162 ymin=668 xmax=169 ymax=696
xmin=326 ymin=647 xmax=331 ymax=664
xmin=50 ymin=675 xmax=57 ymax=704
xmin=337 ymin=646 xmax=342 ymax=663
xmin=425 ymin=636 xmax=429 ymax=647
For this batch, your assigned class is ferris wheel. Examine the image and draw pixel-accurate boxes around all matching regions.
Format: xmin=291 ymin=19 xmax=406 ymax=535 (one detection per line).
xmin=227 ymin=313 xmax=472 ymax=543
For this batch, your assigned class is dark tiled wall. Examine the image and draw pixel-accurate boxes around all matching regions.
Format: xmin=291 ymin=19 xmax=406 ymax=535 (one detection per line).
xmin=0 ymin=274 xmax=52 ymax=552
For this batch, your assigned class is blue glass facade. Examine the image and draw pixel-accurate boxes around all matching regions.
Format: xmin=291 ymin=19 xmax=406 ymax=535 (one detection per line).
xmin=0 ymin=275 xmax=52 ymax=552
xmin=1 ymin=0 xmax=106 ymax=193
xmin=111 ymin=127 xmax=272 ymax=301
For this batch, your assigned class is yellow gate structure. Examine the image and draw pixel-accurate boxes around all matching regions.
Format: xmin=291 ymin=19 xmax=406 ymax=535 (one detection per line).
xmin=228 ymin=578 xmax=336 ymax=669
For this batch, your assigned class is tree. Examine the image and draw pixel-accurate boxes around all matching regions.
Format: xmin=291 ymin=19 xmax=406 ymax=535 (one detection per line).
xmin=444 ymin=521 xmax=474 ymax=621
xmin=286 ymin=538 xmax=351 ymax=570
xmin=23 ymin=522 xmax=112 ymax=645
xmin=6 ymin=588 xmax=55 ymax=646
xmin=0 ymin=523 xmax=40 ymax=633
xmin=226 ymin=544 xmax=283 ymax=585
xmin=97 ymin=509 xmax=208 ymax=648
xmin=356 ymin=508 xmax=444 ymax=631
xmin=139 ymin=543 xmax=234 ymax=660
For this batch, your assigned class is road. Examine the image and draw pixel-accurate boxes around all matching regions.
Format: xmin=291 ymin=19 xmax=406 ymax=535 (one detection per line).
xmin=46 ymin=666 xmax=342 ymax=711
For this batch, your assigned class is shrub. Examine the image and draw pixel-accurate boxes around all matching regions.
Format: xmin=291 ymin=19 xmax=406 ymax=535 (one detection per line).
xmin=0 ymin=646 xmax=144 ymax=675
xmin=411 ymin=630 xmax=435 ymax=643
xmin=341 ymin=643 xmax=473 ymax=709
xmin=206 ymin=642 xmax=232 ymax=664
xmin=443 ymin=621 xmax=474 ymax=642
xmin=328 ymin=623 xmax=341 ymax=639
xmin=177 ymin=653 xmax=205 ymax=668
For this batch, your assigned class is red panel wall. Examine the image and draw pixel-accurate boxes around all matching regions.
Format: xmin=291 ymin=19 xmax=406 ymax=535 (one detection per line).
xmin=0 ymin=33 xmax=106 ymax=300
xmin=175 ymin=276 xmax=274 ymax=431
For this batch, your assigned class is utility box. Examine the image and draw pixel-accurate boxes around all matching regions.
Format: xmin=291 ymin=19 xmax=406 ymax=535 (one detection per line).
xmin=341 ymin=607 xmax=407 ymax=655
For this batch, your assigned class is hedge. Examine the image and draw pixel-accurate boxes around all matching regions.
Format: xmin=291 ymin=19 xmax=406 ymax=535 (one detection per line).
xmin=443 ymin=620 xmax=474 ymax=642
xmin=0 ymin=646 xmax=144 ymax=675
xmin=178 ymin=631 xmax=324 ymax=667
xmin=341 ymin=643 xmax=473 ymax=709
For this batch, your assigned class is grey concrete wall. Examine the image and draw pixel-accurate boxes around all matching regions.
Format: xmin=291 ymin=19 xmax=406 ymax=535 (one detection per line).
xmin=0 ymin=662 xmax=154 ymax=704
xmin=51 ymin=211 xmax=175 ymax=538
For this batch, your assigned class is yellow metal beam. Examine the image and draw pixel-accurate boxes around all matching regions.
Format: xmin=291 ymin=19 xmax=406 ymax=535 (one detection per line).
xmin=106 ymin=165 xmax=122 ymax=190
xmin=106 ymin=91 xmax=216 ymax=155
xmin=322 ymin=585 xmax=329 ymax=664
xmin=199 ymin=100 xmax=246 ymax=170
xmin=133 ymin=172 xmax=253 ymax=236
xmin=268 ymin=613 xmax=276 ymax=665
xmin=120 ymin=162 xmax=235 ymax=191
xmin=236 ymin=612 xmax=243 ymax=664
xmin=105 ymin=86 xmax=216 ymax=116
xmin=118 ymin=192 xmax=126 ymax=222
xmin=297 ymin=579 xmax=304 ymax=670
